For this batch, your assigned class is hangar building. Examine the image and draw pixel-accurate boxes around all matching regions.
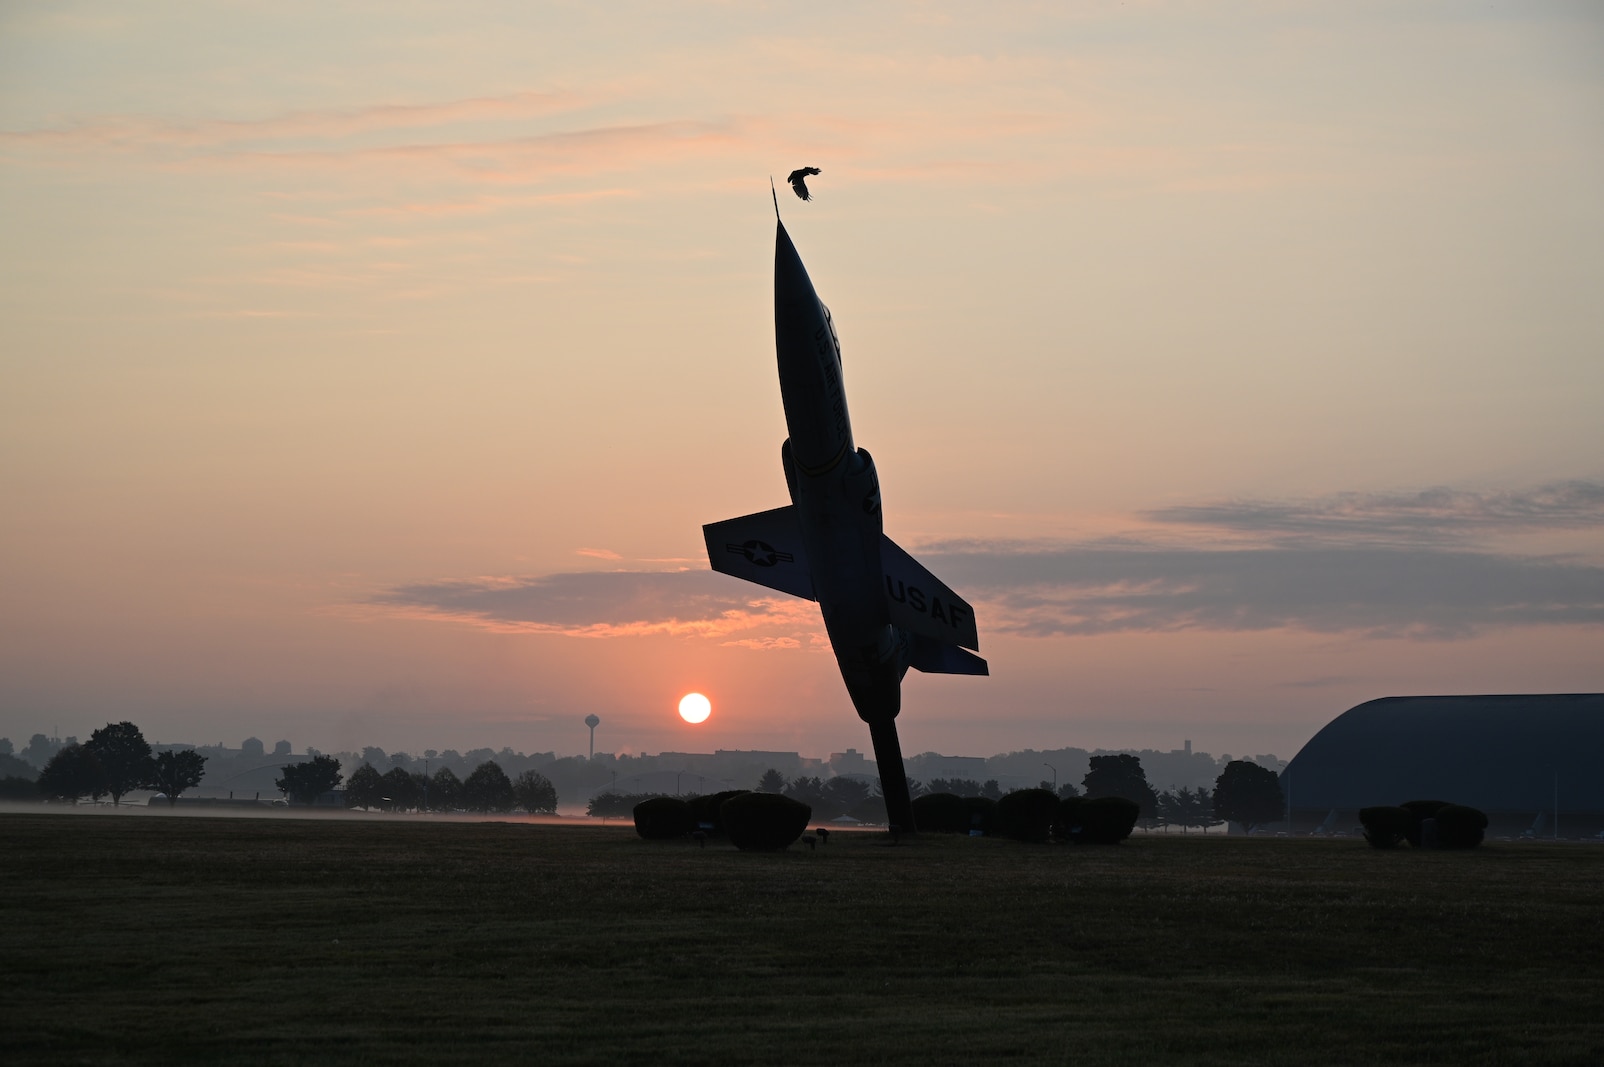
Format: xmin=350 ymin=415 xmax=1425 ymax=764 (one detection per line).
xmin=1280 ymin=693 xmax=1604 ymax=838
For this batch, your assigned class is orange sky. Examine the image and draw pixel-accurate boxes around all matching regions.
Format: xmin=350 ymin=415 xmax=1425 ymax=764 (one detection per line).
xmin=2 ymin=2 xmax=1601 ymax=761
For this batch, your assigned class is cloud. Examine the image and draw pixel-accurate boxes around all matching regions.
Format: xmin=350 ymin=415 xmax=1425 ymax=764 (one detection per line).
xmin=0 ymin=90 xmax=584 ymax=150
xmin=919 ymin=481 xmax=1604 ymax=639
xmin=369 ymin=481 xmax=1604 ymax=645
xmin=371 ymin=570 xmax=821 ymax=641
xmin=2 ymin=95 xmax=750 ymax=187
xmin=1142 ymin=481 xmax=1604 ymax=545
xmin=919 ymin=543 xmax=1604 ymax=640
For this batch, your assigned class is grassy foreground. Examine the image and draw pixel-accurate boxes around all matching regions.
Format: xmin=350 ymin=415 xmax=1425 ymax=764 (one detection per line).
xmin=3 ymin=813 xmax=1602 ymax=1066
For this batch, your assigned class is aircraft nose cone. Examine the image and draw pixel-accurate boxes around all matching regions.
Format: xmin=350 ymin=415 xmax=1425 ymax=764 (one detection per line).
xmin=774 ymin=221 xmax=813 ymax=308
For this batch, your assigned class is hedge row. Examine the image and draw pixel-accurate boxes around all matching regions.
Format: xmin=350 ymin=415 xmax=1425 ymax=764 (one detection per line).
xmin=632 ymin=791 xmax=812 ymax=851
xmin=1360 ymin=800 xmax=1488 ymax=850
xmin=637 ymin=790 xmax=1147 ymax=847
xmin=908 ymin=790 xmax=1139 ymax=845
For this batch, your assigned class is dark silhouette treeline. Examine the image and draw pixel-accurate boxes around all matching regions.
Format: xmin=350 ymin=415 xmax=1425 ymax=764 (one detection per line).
xmin=3 ymin=726 xmax=1286 ymax=829
xmin=337 ymin=760 xmax=558 ymax=814
xmin=16 ymin=723 xmax=207 ymax=805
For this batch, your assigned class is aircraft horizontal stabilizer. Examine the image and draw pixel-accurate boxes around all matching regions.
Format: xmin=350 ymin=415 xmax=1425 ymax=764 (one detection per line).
xmin=880 ymin=536 xmax=980 ymax=651
xmin=906 ymin=635 xmax=989 ymax=676
xmin=703 ymin=505 xmax=815 ymax=600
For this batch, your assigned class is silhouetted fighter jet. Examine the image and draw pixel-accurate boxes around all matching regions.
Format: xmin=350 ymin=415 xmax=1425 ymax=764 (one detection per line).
xmin=787 ymin=167 xmax=821 ymax=201
xmin=703 ymin=208 xmax=988 ymax=835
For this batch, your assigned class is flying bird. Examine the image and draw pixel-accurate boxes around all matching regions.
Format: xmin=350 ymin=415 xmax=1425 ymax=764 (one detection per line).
xmin=787 ymin=166 xmax=821 ymax=201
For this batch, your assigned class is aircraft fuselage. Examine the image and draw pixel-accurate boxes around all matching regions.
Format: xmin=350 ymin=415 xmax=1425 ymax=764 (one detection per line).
xmin=774 ymin=223 xmax=904 ymax=725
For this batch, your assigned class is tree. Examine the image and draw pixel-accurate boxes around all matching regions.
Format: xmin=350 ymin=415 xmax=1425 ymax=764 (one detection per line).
xmin=276 ymin=755 xmax=342 ymax=805
xmin=1155 ymin=789 xmax=1181 ymax=831
xmin=381 ymin=766 xmax=420 ymax=810
xmin=588 ymin=791 xmax=661 ymax=818
xmin=1181 ymin=786 xmax=1221 ymax=832
xmin=345 ymin=763 xmax=384 ymax=810
xmin=429 ymin=766 xmax=462 ymax=810
xmin=83 ymin=722 xmax=154 ymax=805
xmin=757 ymin=768 xmax=787 ymax=793
xmin=1082 ymin=754 xmax=1157 ymax=820
xmin=147 ymin=750 xmax=208 ymax=805
xmin=821 ymin=776 xmax=870 ymax=819
xmin=22 ymin=733 xmax=61 ymax=770
xmin=462 ymin=760 xmax=515 ymax=812
xmin=513 ymin=770 xmax=558 ymax=814
xmin=0 ymin=751 xmax=36 ymax=781
xmin=784 ymin=776 xmax=828 ymax=812
xmin=36 ymin=745 xmax=105 ymax=803
xmin=1212 ymin=760 xmax=1285 ymax=834
xmin=0 ymin=776 xmax=37 ymax=801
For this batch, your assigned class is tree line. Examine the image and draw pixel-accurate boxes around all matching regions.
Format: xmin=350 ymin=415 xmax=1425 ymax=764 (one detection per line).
xmin=16 ymin=723 xmax=1281 ymax=831
xmin=19 ymin=721 xmax=562 ymax=815
xmin=335 ymin=760 xmax=558 ymax=814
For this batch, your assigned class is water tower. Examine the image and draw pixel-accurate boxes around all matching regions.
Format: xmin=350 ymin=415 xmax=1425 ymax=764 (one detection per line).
xmin=584 ymin=714 xmax=600 ymax=760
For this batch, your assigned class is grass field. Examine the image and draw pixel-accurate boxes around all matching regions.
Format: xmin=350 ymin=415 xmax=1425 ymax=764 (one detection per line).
xmin=3 ymin=812 xmax=1602 ymax=1065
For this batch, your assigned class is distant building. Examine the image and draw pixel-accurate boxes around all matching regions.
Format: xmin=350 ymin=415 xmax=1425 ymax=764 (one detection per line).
xmin=1282 ymin=693 xmax=1604 ymax=836
xmin=828 ymin=748 xmax=872 ymax=775
xmin=907 ymin=753 xmax=989 ymax=784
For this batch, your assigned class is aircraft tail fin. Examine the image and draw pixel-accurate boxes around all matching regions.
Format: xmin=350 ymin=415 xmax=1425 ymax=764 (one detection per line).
xmin=880 ymin=535 xmax=980 ymax=651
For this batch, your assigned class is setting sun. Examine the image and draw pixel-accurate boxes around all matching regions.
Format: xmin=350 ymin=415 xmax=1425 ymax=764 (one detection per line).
xmin=677 ymin=692 xmax=712 ymax=724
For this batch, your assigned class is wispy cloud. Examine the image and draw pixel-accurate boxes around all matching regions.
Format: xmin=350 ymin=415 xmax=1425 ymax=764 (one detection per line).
xmin=0 ymin=90 xmax=584 ymax=150
xmin=1143 ymin=481 xmax=1604 ymax=545
xmin=921 ymin=481 xmax=1604 ymax=639
xmin=366 ymin=481 xmax=1604 ymax=645
xmin=370 ymin=571 xmax=822 ymax=642
xmin=921 ymin=543 xmax=1604 ymax=640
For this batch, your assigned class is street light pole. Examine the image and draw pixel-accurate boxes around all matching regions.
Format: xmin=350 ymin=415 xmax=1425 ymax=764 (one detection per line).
xmin=1043 ymin=762 xmax=1057 ymax=794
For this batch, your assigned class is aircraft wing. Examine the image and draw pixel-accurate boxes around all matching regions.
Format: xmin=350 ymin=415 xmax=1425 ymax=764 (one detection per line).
xmin=703 ymin=505 xmax=815 ymax=600
xmin=880 ymin=536 xmax=981 ymax=651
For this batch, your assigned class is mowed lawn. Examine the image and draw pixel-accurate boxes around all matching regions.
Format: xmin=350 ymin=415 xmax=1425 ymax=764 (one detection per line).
xmin=3 ymin=813 xmax=1602 ymax=1066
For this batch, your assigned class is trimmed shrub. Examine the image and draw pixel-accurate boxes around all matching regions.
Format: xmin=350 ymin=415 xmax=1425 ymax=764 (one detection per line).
xmin=1075 ymin=796 xmax=1139 ymax=844
xmin=721 ymin=792 xmax=812 ymax=851
xmin=633 ymin=796 xmax=696 ymax=840
xmin=1359 ymin=805 xmax=1412 ymax=849
xmin=1400 ymin=800 xmax=1451 ymax=847
xmin=961 ymin=795 xmax=997 ymax=835
xmin=995 ymin=788 xmax=1060 ymax=843
xmin=687 ymin=790 xmax=749 ymax=836
xmin=1435 ymin=804 xmax=1488 ymax=849
xmin=911 ymin=792 xmax=969 ymax=834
